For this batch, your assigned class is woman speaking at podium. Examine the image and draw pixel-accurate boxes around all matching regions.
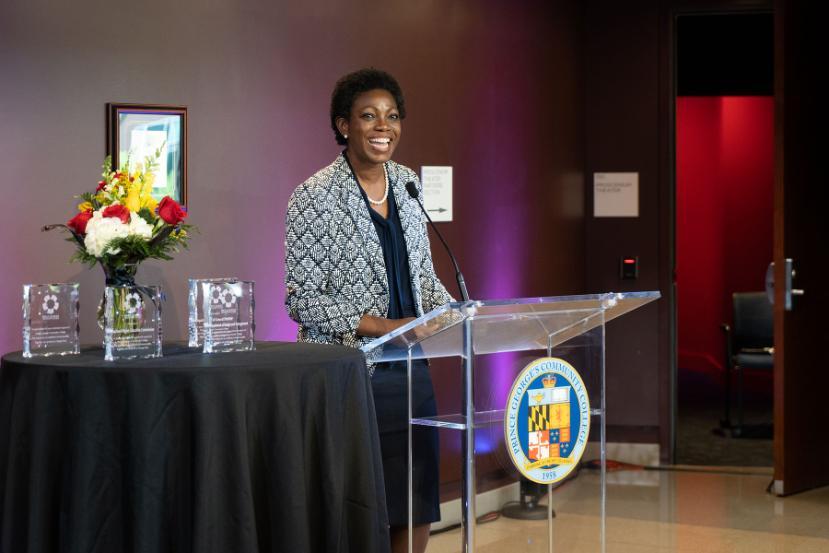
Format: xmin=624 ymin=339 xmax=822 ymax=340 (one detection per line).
xmin=285 ymin=68 xmax=453 ymax=553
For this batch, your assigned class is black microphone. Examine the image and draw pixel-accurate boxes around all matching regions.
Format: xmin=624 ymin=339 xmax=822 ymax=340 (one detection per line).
xmin=406 ymin=181 xmax=470 ymax=301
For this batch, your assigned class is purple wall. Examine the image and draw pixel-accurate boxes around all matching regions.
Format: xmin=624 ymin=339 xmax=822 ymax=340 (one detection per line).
xmin=1 ymin=0 xmax=588 ymax=499
xmin=0 ymin=0 xmax=585 ymax=357
xmin=10 ymin=0 xmax=778 ymax=474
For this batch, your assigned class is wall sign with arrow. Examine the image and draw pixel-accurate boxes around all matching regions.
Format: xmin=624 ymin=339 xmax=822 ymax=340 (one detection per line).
xmin=420 ymin=166 xmax=453 ymax=222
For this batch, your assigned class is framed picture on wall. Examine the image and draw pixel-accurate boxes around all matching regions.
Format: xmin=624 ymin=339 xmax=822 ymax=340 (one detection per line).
xmin=106 ymin=103 xmax=188 ymax=206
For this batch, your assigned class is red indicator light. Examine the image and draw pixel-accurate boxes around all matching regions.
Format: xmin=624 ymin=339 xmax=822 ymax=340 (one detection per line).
xmin=620 ymin=256 xmax=638 ymax=280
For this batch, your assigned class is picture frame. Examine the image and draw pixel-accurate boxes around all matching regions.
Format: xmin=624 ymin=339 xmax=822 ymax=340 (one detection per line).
xmin=106 ymin=103 xmax=188 ymax=206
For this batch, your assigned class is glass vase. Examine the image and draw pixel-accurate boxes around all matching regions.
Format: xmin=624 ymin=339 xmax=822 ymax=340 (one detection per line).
xmin=97 ymin=262 xmax=139 ymax=329
xmin=103 ymin=284 xmax=163 ymax=361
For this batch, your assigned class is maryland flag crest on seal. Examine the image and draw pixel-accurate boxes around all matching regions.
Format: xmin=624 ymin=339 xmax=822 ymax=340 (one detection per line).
xmin=505 ymin=357 xmax=590 ymax=484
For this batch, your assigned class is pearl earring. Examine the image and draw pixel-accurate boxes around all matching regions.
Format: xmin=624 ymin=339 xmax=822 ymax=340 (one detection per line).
xmin=344 ymin=134 xmax=348 ymax=139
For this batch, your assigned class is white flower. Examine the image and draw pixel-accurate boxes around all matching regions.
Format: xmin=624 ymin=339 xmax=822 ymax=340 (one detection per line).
xmin=128 ymin=214 xmax=153 ymax=239
xmin=84 ymin=212 xmax=127 ymax=257
xmin=84 ymin=209 xmax=153 ymax=257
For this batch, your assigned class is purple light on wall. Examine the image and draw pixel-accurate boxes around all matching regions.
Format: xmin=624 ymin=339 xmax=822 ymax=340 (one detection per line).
xmin=469 ymin=168 xmax=530 ymax=423
xmin=0 ymin=323 xmax=11 ymax=356
xmin=476 ymin=430 xmax=497 ymax=455
xmin=466 ymin=158 xmax=527 ymax=302
xmin=482 ymin=214 xmax=524 ymax=301
xmin=270 ymin=312 xmax=299 ymax=342
xmin=254 ymin=308 xmax=297 ymax=342
xmin=247 ymin=259 xmax=299 ymax=343
xmin=453 ymin=60 xmax=547 ymax=454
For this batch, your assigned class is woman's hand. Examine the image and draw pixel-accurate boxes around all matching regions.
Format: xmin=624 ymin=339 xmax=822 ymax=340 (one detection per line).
xmin=357 ymin=315 xmax=417 ymax=337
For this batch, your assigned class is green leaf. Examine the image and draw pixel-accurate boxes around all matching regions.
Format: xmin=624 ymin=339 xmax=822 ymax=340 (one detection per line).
xmin=138 ymin=208 xmax=155 ymax=224
xmin=102 ymin=155 xmax=113 ymax=178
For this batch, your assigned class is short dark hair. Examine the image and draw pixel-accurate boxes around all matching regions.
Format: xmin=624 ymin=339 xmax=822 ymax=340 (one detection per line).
xmin=330 ymin=68 xmax=406 ymax=145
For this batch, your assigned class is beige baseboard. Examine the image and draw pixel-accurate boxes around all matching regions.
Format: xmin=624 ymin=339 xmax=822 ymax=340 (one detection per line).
xmin=584 ymin=441 xmax=660 ymax=466
xmin=434 ymin=442 xmax=659 ymax=529
xmin=433 ymin=482 xmax=520 ymax=531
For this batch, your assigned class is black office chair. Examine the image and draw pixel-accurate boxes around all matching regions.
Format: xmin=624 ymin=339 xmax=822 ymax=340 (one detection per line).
xmin=720 ymin=292 xmax=773 ymax=438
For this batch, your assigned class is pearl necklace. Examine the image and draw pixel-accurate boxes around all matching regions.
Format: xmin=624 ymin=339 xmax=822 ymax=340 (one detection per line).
xmin=365 ymin=165 xmax=389 ymax=206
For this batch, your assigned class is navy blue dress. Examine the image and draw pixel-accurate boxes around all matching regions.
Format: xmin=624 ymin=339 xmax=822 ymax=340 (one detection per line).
xmin=357 ymin=181 xmax=441 ymax=527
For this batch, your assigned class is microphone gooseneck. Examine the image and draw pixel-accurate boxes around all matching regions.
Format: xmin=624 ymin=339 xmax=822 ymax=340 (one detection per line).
xmin=405 ymin=181 xmax=470 ymax=301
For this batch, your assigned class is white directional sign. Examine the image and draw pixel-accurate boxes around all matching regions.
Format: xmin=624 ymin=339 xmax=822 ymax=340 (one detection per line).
xmin=421 ymin=166 xmax=453 ymax=222
xmin=593 ymin=172 xmax=639 ymax=218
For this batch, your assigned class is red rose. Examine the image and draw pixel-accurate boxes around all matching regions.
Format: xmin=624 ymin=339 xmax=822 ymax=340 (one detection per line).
xmin=67 ymin=210 xmax=93 ymax=235
xmin=102 ymin=204 xmax=130 ymax=223
xmin=96 ymin=180 xmax=107 ymax=192
xmin=157 ymin=196 xmax=187 ymax=225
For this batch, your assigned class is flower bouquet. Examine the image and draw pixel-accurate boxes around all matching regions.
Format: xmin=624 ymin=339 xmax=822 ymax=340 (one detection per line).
xmin=44 ymin=147 xmax=192 ymax=329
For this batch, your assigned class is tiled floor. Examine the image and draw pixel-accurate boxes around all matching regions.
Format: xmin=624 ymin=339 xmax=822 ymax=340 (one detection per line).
xmin=426 ymin=468 xmax=829 ymax=552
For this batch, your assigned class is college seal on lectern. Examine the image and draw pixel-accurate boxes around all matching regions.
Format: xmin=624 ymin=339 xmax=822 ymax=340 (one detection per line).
xmin=504 ymin=357 xmax=590 ymax=484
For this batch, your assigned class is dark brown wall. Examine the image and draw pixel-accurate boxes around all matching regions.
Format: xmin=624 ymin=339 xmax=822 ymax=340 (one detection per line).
xmin=582 ymin=0 xmax=772 ymax=461
xmin=582 ymin=0 xmax=668 ymax=451
xmin=773 ymin=0 xmax=829 ymax=495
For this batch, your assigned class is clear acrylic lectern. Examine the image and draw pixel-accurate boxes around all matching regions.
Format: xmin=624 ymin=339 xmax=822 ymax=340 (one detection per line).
xmin=362 ymin=291 xmax=660 ymax=553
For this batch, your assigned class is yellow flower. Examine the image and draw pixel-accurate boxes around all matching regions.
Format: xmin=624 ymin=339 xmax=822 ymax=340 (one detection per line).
xmin=77 ymin=201 xmax=93 ymax=212
xmin=142 ymin=194 xmax=159 ymax=213
xmin=124 ymin=188 xmax=141 ymax=212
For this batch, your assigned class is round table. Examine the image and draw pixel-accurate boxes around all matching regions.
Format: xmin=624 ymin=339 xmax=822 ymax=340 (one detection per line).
xmin=0 ymin=342 xmax=390 ymax=553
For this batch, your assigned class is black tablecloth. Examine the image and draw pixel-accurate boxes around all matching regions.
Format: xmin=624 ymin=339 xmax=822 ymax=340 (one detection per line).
xmin=0 ymin=342 xmax=390 ymax=553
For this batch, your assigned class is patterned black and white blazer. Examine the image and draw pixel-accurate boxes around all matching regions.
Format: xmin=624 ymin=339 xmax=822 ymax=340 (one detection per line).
xmin=285 ymin=153 xmax=453 ymax=367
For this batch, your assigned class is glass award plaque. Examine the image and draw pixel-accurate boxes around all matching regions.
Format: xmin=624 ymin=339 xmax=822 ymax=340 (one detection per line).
xmin=103 ymin=285 xmax=163 ymax=361
xmin=187 ymin=277 xmax=238 ymax=347
xmin=22 ymin=283 xmax=80 ymax=358
xmin=201 ymin=280 xmax=255 ymax=353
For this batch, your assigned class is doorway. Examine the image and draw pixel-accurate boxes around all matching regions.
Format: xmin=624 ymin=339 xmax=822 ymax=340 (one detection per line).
xmin=673 ymin=12 xmax=774 ymax=466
